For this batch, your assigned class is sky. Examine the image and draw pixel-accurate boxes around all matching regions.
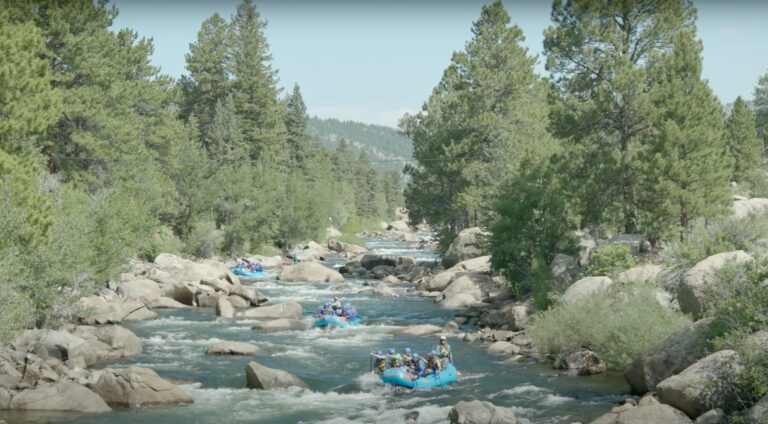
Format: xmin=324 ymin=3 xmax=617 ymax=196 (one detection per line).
xmin=113 ymin=0 xmax=768 ymax=128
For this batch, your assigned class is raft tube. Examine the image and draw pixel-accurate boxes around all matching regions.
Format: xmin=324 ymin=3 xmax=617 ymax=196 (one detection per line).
xmin=314 ymin=315 xmax=359 ymax=329
xmin=232 ymin=267 xmax=268 ymax=278
xmin=380 ymin=363 xmax=458 ymax=389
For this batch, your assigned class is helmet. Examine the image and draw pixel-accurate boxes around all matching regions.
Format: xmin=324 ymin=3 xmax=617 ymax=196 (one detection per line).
xmin=413 ymin=352 xmax=419 ymax=358
xmin=388 ymin=348 xmax=396 ymax=355
xmin=439 ymin=335 xmax=447 ymax=341
xmin=324 ymin=301 xmax=331 ymax=307
xmin=404 ymin=348 xmax=412 ymax=354
xmin=376 ymin=350 xmax=383 ymax=356
xmin=334 ymin=296 xmax=340 ymax=300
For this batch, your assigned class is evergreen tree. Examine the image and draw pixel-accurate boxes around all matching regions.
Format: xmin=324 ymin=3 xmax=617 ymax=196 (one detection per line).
xmin=209 ymin=94 xmax=247 ymax=163
xmin=544 ymin=0 xmax=696 ymax=233
xmin=726 ymin=96 xmax=763 ymax=184
xmin=754 ymin=70 xmax=768 ymax=147
xmin=402 ymin=0 xmax=552 ymax=246
xmin=284 ymin=84 xmax=313 ymax=171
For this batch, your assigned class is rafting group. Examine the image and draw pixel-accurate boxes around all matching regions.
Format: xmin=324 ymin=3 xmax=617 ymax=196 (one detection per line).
xmin=314 ymin=296 xmax=360 ymax=329
xmin=232 ymin=258 xmax=266 ymax=277
xmin=372 ymin=335 xmax=459 ymax=389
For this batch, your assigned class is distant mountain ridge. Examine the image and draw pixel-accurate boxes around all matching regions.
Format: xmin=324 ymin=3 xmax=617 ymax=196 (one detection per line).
xmin=307 ymin=117 xmax=413 ymax=172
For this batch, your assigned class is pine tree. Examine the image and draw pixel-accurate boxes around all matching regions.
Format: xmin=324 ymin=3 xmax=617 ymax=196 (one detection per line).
xmin=209 ymin=94 xmax=247 ymax=163
xmin=229 ymin=0 xmax=287 ymax=164
xmin=283 ymin=84 xmax=313 ymax=171
xmin=726 ymin=96 xmax=763 ymax=183
xmin=754 ymin=71 xmax=768 ymax=147
xmin=544 ymin=0 xmax=696 ymax=233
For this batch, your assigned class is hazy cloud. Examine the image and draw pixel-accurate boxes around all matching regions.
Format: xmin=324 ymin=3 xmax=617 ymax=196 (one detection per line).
xmin=309 ymin=106 xmax=417 ymax=128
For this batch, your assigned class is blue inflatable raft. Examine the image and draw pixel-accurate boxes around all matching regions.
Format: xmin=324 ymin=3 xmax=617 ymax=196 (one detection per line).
xmin=314 ymin=315 xmax=359 ymax=329
xmin=232 ymin=267 xmax=268 ymax=278
xmin=380 ymin=363 xmax=458 ymax=389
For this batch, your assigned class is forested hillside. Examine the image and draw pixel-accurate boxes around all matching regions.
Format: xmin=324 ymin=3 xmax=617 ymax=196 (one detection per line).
xmin=307 ymin=117 xmax=413 ymax=172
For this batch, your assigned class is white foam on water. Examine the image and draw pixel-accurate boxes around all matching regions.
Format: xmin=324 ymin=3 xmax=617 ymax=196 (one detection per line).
xmin=491 ymin=383 xmax=549 ymax=397
xmin=541 ymin=393 xmax=575 ymax=406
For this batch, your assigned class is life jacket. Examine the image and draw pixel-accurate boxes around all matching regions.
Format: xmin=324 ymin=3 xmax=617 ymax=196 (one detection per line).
xmin=389 ymin=355 xmax=402 ymax=368
xmin=427 ymin=356 xmax=440 ymax=370
xmin=437 ymin=344 xmax=451 ymax=358
xmin=376 ymin=359 xmax=387 ymax=372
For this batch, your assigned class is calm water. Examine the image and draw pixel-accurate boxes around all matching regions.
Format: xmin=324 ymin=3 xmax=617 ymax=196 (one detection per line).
xmin=2 ymin=237 xmax=628 ymax=424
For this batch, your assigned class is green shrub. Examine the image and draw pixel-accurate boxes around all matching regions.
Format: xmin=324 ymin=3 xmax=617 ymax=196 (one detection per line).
xmin=587 ymin=244 xmax=636 ymax=277
xmin=528 ymin=284 xmax=691 ymax=369
xmin=340 ymin=217 xmax=385 ymax=235
xmin=333 ymin=233 xmax=366 ymax=246
xmin=183 ymin=218 xmax=223 ymax=259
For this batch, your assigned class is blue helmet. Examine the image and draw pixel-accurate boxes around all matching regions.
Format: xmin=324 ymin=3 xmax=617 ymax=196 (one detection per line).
xmin=413 ymin=352 xmax=419 ymax=358
xmin=324 ymin=301 xmax=331 ymax=307
xmin=388 ymin=348 xmax=396 ymax=355
xmin=376 ymin=350 xmax=383 ymax=356
xmin=404 ymin=348 xmax=412 ymax=354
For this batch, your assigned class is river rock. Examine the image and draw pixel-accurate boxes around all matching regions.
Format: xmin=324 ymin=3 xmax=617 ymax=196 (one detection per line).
xmin=78 ymin=295 xmax=124 ymax=324
xmin=442 ymin=274 xmax=487 ymax=302
xmin=216 ymin=297 xmax=234 ymax=319
xmin=588 ymin=403 xmax=692 ymax=424
xmin=747 ymin=395 xmax=768 ymax=422
xmin=151 ymin=297 xmax=191 ymax=309
xmin=19 ymin=329 xmax=100 ymax=365
xmin=327 ymin=239 xmax=368 ymax=255
xmin=171 ymin=282 xmax=197 ymax=306
xmin=359 ymin=282 xmax=399 ymax=298
xmin=448 ymin=400 xmax=517 ymax=424
xmin=9 ymin=382 xmax=111 ymax=413
xmin=396 ymin=325 xmax=442 ymax=337
xmin=0 ymin=387 xmax=10 ymax=409
xmin=656 ymin=350 xmax=741 ymax=419
xmin=678 ymin=251 xmax=752 ymax=317
xmin=230 ymin=284 xmax=268 ymax=306
xmin=227 ymin=295 xmax=250 ymax=308
xmin=289 ymin=241 xmax=327 ymax=262
xmin=116 ymin=278 xmax=162 ymax=303
xmin=441 ymin=293 xmax=482 ymax=308
xmin=245 ymin=362 xmax=309 ymax=390
xmin=561 ymin=276 xmax=613 ymax=303
xmin=251 ymin=319 xmax=306 ymax=332
xmin=196 ymin=292 xmax=221 ymax=308
xmin=278 ymin=262 xmax=344 ymax=283
xmin=207 ymin=341 xmax=264 ymax=356
xmin=554 ymin=349 xmax=607 ymax=375
xmin=443 ymin=227 xmax=490 ymax=269
xmin=94 ymin=366 xmax=193 ymax=407
xmin=121 ymin=298 xmax=159 ymax=321
xmin=625 ymin=318 xmax=716 ymax=394
xmin=426 ymin=270 xmax=460 ymax=292
xmin=694 ymin=409 xmax=726 ymax=424
xmin=201 ymin=278 xmax=232 ymax=295
xmin=71 ymin=325 xmax=142 ymax=360
xmin=236 ymin=302 xmax=303 ymax=320
xmin=487 ymin=341 xmax=521 ymax=356
xmin=360 ymin=254 xmax=414 ymax=270
xmin=617 ymin=265 xmax=663 ymax=285
xmin=732 ymin=197 xmax=768 ymax=218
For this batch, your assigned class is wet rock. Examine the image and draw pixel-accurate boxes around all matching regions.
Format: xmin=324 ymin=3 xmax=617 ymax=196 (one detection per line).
xmin=443 ymin=227 xmax=490 ymax=269
xmin=251 ymin=319 xmax=306 ymax=332
xmin=207 ymin=341 xmax=264 ymax=356
xmin=360 ymin=254 xmax=414 ymax=271
xmin=487 ymin=341 xmax=521 ymax=356
xmin=229 ymin=285 xmax=268 ymax=306
xmin=94 ymin=367 xmax=193 ymax=407
xmin=371 ymin=265 xmax=395 ymax=279
xmin=554 ymin=350 xmax=607 ymax=375
xmin=9 ymin=382 xmax=110 ymax=413
xmin=561 ymin=277 xmax=613 ymax=304
xmin=396 ymin=325 xmax=442 ymax=337
xmin=404 ymin=410 xmax=420 ymax=423
xmin=0 ymin=387 xmax=10 ymax=409
xmin=678 ymin=251 xmax=752 ymax=317
xmin=625 ymin=318 xmax=717 ymax=394
xmin=383 ymin=275 xmax=401 ymax=285
xmin=278 ymin=262 xmax=344 ymax=283
xmin=448 ymin=400 xmax=517 ymax=424
xmin=201 ymin=278 xmax=232 ymax=295
xmin=656 ymin=350 xmax=741 ymax=419
xmin=245 ymin=362 xmax=309 ymax=390
xmin=236 ymin=302 xmax=303 ymax=320
xmin=216 ymin=297 xmax=234 ymax=319
xmin=171 ymin=282 xmax=197 ymax=306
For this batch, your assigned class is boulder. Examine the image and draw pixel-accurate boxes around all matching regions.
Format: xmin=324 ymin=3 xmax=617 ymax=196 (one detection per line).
xmin=732 ymin=197 xmax=768 ymax=219
xmin=442 ymin=275 xmax=487 ymax=301
xmin=196 ymin=292 xmax=222 ymax=308
xmin=245 ymin=362 xmax=309 ymax=390
xmin=19 ymin=329 xmax=101 ymax=365
xmin=78 ymin=295 xmax=123 ymax=324
xmin=694 ymin=409 xmax=726 ymax=424
xmin=395 ymin=325 xmax=442 ymax=337
xmin=448 ymin=400 xmax=518 ymax=424
xmin=678 ymin=251 xmax=752 ymax=317
xmin=236 ymin=302 xmax=303 ymax=320
xmin=371 ymin=265 xmax=395 ymax=279
xmin=151 ymin=297 xmax=191 ymax=309
xmin=441 ymin=293 xmax=481 ymax=308
xmin=9 ymin=382 xmax=111 ymax=413
xmin=382 ymin=275 xmax=401 ymax=285
xmin=386 ymin=220 xmax=410 ymax=232
xmin=200 ymin=278 xmax=232 ymax=295
xmin=171 ymin=282 xmax=197 ymax=306
xmin=251 ymin=319 xmax=306 ymax=332
xmin=747 ymin=395 xmax=768 ymax=423
xmin=289 ymin=241 xmax=326 ymax=262
xmin=216 ymin=297 xmax=234 ymax=319
xmin=327 ymin=240 xmax=368 ymax=255
xmin=71 ymin=325 xmax=142 ymax=360
xmin=625 ymin=318 xmax=716 ymax=394
xmin=121 ymin=298 xmax=159 ymax=321
xmin=227 ymin=295 xmax=250 ymax=308
xmin=550 ymin=254 xmax=581 ymax=291
xmin=94 ymin=367 xmax=193 ymax=407
xmin=207 ymin=341 xmax=264 ymax=356
xmin=278 ymin=262 xmax=344 ymax=283
xmin=554 ymin=350 xmax=607 ymax=375
xmin=487 ymin=341 xmax=521 ymax=356
xmin=577 ymin=234 xmax=597 ymax=267
xmin=561 ymin=276 xmax=613 ymax=304
xmin=359 ymin=282 xmax=399 ymax=299
xmin=617 ymin=265 xmax=663 ymax=285
xmin=656 ymin=350 xmax=741 ymax=419
xmin=588 ymin=403 xmax=693 ymax=424
xmin=116 ymin=278 xmax=162 ymax=303
xmin=360 ymin=254 xmax=415 ymax=270
xmin=426 ymin=270 xmax=460 ymax=292
xmin=443 ymin=227 xmax=490 ymax=268
xmin=230 ymin=285 xmax=267 ymax=306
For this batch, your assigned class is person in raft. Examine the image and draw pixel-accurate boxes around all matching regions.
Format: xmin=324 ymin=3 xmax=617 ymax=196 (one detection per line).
xmin=435 ymin=335 xmax=452 ymax=366
xmin=330 ymin=296 xmax=343 ymax=315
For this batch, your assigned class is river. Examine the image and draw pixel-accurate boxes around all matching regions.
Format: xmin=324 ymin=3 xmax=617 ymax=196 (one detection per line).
xmin=16 ymin=235 xmax=629 ymax=424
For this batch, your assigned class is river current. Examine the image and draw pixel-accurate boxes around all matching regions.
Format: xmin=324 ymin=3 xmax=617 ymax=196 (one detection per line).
xmin=16 ymin=235 xmax=629 ymax=424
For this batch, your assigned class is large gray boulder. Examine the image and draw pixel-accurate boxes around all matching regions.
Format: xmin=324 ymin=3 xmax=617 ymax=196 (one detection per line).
xmin=554 ymin=349 xmax=607 ymax=375
xmin=251 ymin=319 xmax=306 ymax=332
xmin=116 ymin=278 xmax=162 ymax=303
xmin=229 ymin=284 xmax=267 ymax=306
xmin=441 ymin=293 xmax=482 ymax=308
xmin=207 ymin=341 xmax=264 ymax=356
xmin=360 ymin=254 xmax=415 ymax=271
xmin=71 ymin=325 xmax=142 ymax=360
xmin=150 ymin=297 xmax=191 ymax=309
xmin=561 ymin=276 xmax=613 ymax=304
xmin=9 ymin=382 xmax=111 ymax=413
xmin=550 ymin=254 xmax=581 ymax=291
xmin=216 ymin=297 xmax=234 ymax=319
xmin=278 ymin=262 xmax=344 ymax=283
xmin=93 ymin=367 xmax=193 ymax=407
xmin=120 ymin=298 xmax=159 ymax=321
xmin=678 ymin=251 xmax=752 ymax=317
xmin=327 ymin=239 xmax=368 ymax=255
xmin=747 ymin=395 xmax=768 ymax=423
xmin=625 ymin=318 xmax=716 ymax=394
xmin=78 ymin=295 xmax=123 ymax=324
xmin=617 ymin=265 xmax=663 ymax=285
xmin=359 ymin=282 xmax=399 ymax=299
xmin=425 ymin=270 xmax=460 ymax=292
xmin=19 ymin=329 xmax=102 ymax=365
xmin=732 ymin=197 xmax=768 ymax=219
xmin=442 ymin=275 xmax=486 ymax=302
xmin=588 ymin=403 xmax=692 ymax=424
xmin=245 ymin=362 xmax=309 ymax=390
xmin=443 ymin=227 xmax=490 ymax=269
xmin=235 ymin=302 xmax=303 ymax=320
xmin=486 ymin=341 xmax=521 ymax=356
xmin=448 ymin=400 xmax=517 ymax=424
xmin=656 ymin=350 xmax=741 ymax=419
